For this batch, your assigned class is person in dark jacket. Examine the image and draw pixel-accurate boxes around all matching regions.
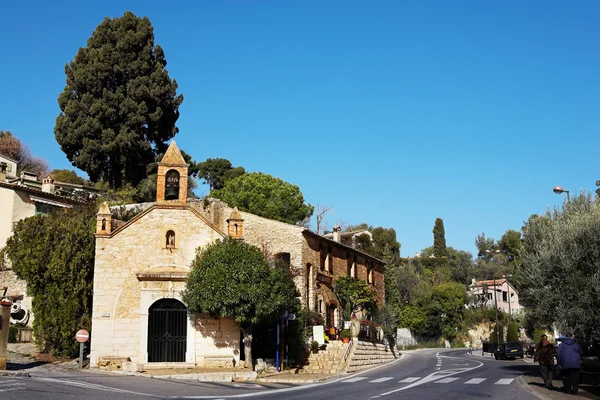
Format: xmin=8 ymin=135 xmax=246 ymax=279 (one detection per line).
xmin=534 ymin=334 xmax=557 ymax=389
xmin=557 ymin=333 xmax=583 ymax=395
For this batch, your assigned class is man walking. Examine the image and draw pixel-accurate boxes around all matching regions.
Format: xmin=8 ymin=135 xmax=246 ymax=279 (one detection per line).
xmin=557 ymin=333 xmax=583 ymax=395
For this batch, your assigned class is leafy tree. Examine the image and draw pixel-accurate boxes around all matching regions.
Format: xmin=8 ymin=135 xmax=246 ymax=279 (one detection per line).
xmin=4 ymin=205 xmax=95 ymax=356
xmin=55 ymin=11 xmax=183 ymax=189
xmin=50 ymin=169 xmax=86 ymax=185
xmin=433 ymin=218 xmax=448 ymax=258
xmin=398 ymin=305 xmax=427 ymax=333
xmin=518 ymin=193 xmax=600 ymax=341
xmin=422 ymin=282 xmax=467 ymax=340
xmin=0 ymin=130 xmax=48 ymax=175
xmin=506 ymin=321 xmax=519 ymax=342
xmin=182 ymin=239 xmax=296 ymax=367
xmin=210 ymin=172 xmax=314 ymax=225
xmin=198 ymin=158 xmax=245 ymax=190
xmin=475 ymin=233 xmax=496 ymax=260
xmin=419 ymin=246 xmax=474 ymax=285
xmin=333 ymin=276 xmax=377 ymax=320
xmin=498 ymin=229 xmax=521 ymax=275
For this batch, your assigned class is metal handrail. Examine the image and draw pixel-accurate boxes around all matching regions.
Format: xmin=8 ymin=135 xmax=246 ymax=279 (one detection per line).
xmin=343 ymin=338 xmax=355 ymax=363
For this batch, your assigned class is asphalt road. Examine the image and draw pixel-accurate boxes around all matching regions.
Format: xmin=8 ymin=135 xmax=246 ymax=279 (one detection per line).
xmin=0 ymin=349 xmax=539 ymax=400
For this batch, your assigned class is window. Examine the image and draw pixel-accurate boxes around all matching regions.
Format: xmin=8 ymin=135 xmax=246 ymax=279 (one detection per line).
xmin=275 ymin=252 xmax=291 ymax=269
xmin=165 ymin=170 xmax=180 ymax=200
xmin=327 ymin=246 xmax=333 ymax=272
xmin=318 ymin=298 xmax=323 ymax=313
xmin=367 ymin=262 xmax=373 ymax=285
xmin=35 ymin=202 xmax=56 ymax=215
xmin=502 ymin=291 xmax=508 ymax=302
xmin=166 ymin=230 xmax=176 ymax=248
xmin=487 ymin=293 xmax=493 ymax=300
xmin=101 ymin=218 xmax=106 ymax=231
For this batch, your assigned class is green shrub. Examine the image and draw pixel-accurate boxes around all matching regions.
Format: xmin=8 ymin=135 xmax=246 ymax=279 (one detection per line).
xmin=506 ymin=321 xmax=519 ymax=342
xmin=311 ymin=341 xmax=320 ymax=353
xmin=340 ymin=329 xmax=351 ymax=339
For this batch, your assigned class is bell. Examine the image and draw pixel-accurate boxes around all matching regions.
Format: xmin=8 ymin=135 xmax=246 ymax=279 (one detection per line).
xmin=165 ymin=185 xmax=179 ymax=200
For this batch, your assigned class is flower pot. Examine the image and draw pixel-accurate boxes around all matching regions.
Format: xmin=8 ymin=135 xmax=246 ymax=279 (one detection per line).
xmin=343 ymin=337 xmax=350 ymax=344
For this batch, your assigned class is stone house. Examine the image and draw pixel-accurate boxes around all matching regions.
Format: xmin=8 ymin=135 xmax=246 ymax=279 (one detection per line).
xmin=90 ymin=141 xmax=385 ymax=371
xmin=0 ymin=158 xmax=84 ymax=327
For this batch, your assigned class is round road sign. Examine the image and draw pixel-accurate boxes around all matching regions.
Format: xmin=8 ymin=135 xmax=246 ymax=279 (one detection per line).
xmin=75 ymin=329 xmax=89 ymax=343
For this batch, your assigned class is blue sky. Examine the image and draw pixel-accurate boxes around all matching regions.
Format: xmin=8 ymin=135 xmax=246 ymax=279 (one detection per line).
xmin=1 ymin=1 xmax=599 ymax=257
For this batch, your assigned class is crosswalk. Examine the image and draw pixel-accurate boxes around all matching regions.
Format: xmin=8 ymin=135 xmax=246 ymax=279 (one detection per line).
xmin=0 ymin=379 xmax=26 ymax=392
xmin=342 ymin=376 xmax=515 ymax=385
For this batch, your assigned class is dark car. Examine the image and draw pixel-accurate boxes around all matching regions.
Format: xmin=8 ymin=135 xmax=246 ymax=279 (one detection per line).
xmin=494 ymin=342 xmax=524 ymax=360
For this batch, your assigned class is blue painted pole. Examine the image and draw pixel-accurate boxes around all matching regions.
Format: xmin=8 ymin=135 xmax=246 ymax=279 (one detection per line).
xmin=275 ymin=321 xmax=280 ymax=372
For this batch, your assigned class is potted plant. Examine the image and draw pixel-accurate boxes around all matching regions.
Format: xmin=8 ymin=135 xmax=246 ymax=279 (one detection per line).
xmin=340 ymin=329 xmax=351 ymax=344
xmin=311 ymin=341 xmax=320 ymax=354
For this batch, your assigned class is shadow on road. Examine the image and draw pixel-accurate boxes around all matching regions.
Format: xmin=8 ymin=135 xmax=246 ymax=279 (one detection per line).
xmin=7 ymin=360 xmax=48 ymax=370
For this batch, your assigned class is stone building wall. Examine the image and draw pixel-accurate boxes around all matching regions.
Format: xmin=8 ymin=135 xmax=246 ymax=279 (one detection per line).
xmin=90 ymin=207 xmax=237 ymax=369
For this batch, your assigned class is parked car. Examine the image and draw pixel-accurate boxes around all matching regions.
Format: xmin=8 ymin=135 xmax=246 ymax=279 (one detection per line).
xmin=494 ymin=342 xmax=524 ymax=360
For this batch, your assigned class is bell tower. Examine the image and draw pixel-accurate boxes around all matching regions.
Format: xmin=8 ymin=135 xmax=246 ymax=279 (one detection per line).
xmin=157 ymin=141 xmax=189 ymax=206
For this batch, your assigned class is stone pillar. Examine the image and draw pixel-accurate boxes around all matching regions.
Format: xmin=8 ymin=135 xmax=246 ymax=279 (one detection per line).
xmin=0 ymin=299 xmax=12 ymax=370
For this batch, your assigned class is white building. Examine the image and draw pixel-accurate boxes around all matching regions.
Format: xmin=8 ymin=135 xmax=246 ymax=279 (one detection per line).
xmin=468 ymin=278 xmax=522 ymax=316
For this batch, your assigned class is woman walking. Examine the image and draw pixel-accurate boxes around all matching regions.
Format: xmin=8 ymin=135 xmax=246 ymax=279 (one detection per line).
xmin=534 ymin=334 xmax=557 ymax=390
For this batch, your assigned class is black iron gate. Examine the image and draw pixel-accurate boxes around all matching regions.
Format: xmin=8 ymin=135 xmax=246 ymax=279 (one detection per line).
xmin=148 ymin=298 xmax=187 ymax=362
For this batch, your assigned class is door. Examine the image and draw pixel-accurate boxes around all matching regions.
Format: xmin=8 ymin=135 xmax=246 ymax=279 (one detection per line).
xmin=147 ymin=298 xmax=187 ymax=362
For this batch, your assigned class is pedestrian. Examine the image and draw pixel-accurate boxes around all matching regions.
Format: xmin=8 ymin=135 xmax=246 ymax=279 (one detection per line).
xmin=557 ymin=333 xmax=583 ymax=395
xmin=534 ymin=334 xmax=556 ymax=390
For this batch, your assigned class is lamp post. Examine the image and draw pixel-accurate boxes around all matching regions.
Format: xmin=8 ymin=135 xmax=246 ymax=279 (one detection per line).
xmin=553 ymin=186 xmax=570 ymax=202
xmin=485 ymin=249 xmax=501 ymax=345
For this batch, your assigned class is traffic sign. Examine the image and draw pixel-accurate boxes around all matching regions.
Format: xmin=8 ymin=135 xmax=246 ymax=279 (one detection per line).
xmin=75 ymin=329 xmax=89 ymax=343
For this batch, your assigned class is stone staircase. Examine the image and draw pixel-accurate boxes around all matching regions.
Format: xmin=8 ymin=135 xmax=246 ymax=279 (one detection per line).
xmin=346 ymin=340 xmax=397 ymax=373
xmin=298 ymin=340 xmax=351 ymax=374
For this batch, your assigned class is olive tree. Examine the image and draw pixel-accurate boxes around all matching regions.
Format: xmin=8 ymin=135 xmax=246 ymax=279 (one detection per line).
xmin=182 ymin=239 xmax=296 ymax=367
xmin=518 ymin=192 xmax=600 ymax=341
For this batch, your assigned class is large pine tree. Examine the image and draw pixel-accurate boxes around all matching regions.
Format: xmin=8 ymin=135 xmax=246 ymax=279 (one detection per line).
xmin=55 ymin=12 xmax=183 ymax=189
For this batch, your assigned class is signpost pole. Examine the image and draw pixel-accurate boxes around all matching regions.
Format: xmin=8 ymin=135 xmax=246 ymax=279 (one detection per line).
xmin=79 ymin=342 xmax=84 ymax=369
xmin=75 ymin=329 xmax=90 ymax=369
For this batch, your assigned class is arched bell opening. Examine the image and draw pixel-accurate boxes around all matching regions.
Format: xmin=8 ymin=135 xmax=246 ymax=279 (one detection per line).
xmin=165 ymin=170 xmax=180 ymax=200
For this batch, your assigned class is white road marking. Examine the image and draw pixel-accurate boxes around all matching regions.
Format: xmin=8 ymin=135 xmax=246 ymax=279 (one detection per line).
xmin=398 ymin=377 xmax=421 ymax=383
xmin=376 ymin=352 xmax=484 ymax=397
xmin=369 ymin=377 xmax=393 ymax=383
xmin=435 ymin=377 xmax=459 ymax=384
xmin=495 ymin=378 xmax=514 ymax=385
xmin=33 ymin=377 xmax=160 ymax=397
xmin=342 ymin=377 xmax=368 ymax=383
xmin=465 ymin=378 xmax=487 ymax=384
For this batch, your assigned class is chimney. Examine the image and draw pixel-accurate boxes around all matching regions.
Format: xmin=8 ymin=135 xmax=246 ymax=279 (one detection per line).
xmin=0 ymin=163 xmax=6 ymax=182
xmin=42 ymin=176 xmax=55 ymax=194
xmin=332 ymin=225 xmax=341 ymax=243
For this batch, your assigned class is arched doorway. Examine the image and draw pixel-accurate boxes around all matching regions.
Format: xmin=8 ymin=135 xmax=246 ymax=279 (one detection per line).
xmin=147 ymin=298 xmax=187 ymax=362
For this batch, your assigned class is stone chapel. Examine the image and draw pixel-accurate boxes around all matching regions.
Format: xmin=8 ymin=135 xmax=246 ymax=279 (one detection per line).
xmin=90 ymin=141 xmax=385 ymax=371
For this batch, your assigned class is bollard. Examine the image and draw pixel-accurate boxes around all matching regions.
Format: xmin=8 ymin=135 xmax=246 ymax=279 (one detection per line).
xmin=0 ymin=299 xmax=13 ymax=370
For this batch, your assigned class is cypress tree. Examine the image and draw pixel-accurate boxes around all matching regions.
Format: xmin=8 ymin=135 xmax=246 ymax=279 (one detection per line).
xmin=433 ymin=218 xmax=448 ymax=258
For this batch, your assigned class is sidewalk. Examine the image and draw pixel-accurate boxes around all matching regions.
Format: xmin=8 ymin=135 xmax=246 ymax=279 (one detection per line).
xmin=467 ymin=349 xmax=599 ymax=399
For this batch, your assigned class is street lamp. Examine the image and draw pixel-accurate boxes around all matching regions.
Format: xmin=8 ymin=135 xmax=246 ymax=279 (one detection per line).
xmin=553 ymin=186 xmax=570 ymax=202
xmin=485 ymin=249 xmax=501 ymax=345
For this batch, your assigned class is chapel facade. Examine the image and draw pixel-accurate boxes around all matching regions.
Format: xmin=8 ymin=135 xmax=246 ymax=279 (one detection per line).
xmin=89 ymin=141 xmax=385 ymax=371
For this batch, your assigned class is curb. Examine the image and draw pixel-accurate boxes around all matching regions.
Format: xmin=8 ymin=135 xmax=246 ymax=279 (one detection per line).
xmin=517 ymin=375 xmax=549 ymax=400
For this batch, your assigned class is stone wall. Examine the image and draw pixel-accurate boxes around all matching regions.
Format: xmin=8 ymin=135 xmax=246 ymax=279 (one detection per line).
xmin=90 ymin=207 xmax=236 ymax=369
